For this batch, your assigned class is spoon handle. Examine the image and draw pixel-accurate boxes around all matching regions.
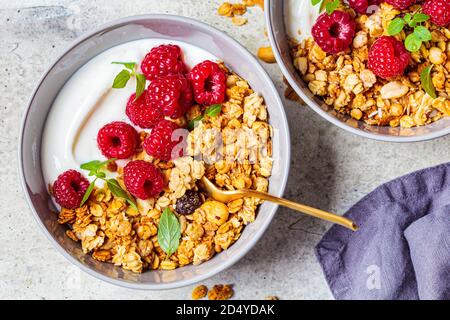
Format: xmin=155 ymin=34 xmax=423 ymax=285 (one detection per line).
xmin=243 ymin=190 xmax=358 ymax=231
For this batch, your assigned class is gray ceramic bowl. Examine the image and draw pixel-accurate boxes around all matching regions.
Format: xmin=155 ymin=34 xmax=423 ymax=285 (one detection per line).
xmin=18 ymin=14 xmax=290 ymax=290
xmin=266 ymin=0 xmax=450 ymax=142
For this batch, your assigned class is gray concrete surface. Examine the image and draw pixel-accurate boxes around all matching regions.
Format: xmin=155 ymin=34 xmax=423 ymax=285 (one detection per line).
xmin=1 ymin=0 xmax=449 ymax=300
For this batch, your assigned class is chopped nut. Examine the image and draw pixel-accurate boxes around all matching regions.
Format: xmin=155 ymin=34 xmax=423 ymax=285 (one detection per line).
xmin=390 ymin=104 xmax=404 ymax=117
xmin=202 ymin=201 xmax=229 ymax=226
xmin=380 ymin=81 xmax=409 ymax=100
xmin=232 ymin=16 xmax=248 ymax=26
xmin=257 ymin=46 xmax=276 ymax=64
xmin=208 ymin=284 xmax=234 ymax=300
xmin=360 ymin=69 xmax=376 ymax=88
xmin=65 ymin=229 xmax=79 ymax=242
xmin=92 ymin=250 xmax=112 ymax=262
xmin=232 ymin=4 xmax=247 ymax=16
xmin=353 ymin=31 xmax=368 ymax=48
xmin=351 ymin=109 xmax=363 ymax=120
xmin=400 ymin=115 xmax=415 ymax=128
xmin=295 ymin=57 xmax=308 ymax=75
xmin=192 ymin=285 xmax=208 ymax=300
xmin=218 ymin=2 xmax=233 ymax=16
xmin=106 ymin=160 xmax=118 ymax=172
xmin=429 ymin=47 xmax=446 ymax=65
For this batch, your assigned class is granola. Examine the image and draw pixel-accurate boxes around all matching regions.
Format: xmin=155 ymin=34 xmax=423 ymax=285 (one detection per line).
xmin=290 ymin=3 xmax=450 ymax=128
xmin=192 ymin=285 xmax=208 ymax=300
xmin=56 ymin=68 xmax=273 ymax=272
xmin=208 ymin=284 xmax=234 ymax=300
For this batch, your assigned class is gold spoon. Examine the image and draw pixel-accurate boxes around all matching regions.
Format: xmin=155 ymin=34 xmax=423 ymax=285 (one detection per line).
xmin=200 ymin=176 xmax=358 ymax=231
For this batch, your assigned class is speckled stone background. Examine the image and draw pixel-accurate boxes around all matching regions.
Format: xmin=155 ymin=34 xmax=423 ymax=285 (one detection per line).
xmin=1 ymin=0 xmax=449 ymax=300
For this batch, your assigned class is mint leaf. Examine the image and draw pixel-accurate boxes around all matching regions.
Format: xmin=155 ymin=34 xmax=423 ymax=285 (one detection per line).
xmin=405 ymin=34 xmax=422 ymax=52
xmin=81 ymin=158 xmax=116 ymax=176
xmin=187 ymin=115 xmax=203 ymax=131
xmin=112 ymin=69 xmax=131 ymax=88
xmin=325 ymin=0 xmax=339 ymax=15
xmin=111 ymin=61 xmax=136 ymax=70
xmin=157 ymin=207 xmax=181 ymax=257
xmin=388 ymin=18 xmax=405 ymax=36
xmin=311 ymin=0 xmax=322 ymax=5
xmin=420 ymin=65 xmax=437 ymax=99
xmin=96 ymin=171 xmax=106 ymax=179
xmin=412 ymin=13 xmax=429 ymax=24
xmin=135 ymin=73 xmax=146 ymax=100
xmin=187 ymin=104 xmax=222 ymax=130
xmin=106 ymin=179 xmax=138 ymax=211
xmin=414 ymin=26 xmax=432 ymax=42
xmin=80 ymin=179 xmax=96 ymax=207
xmin=80 ymin=160 xmax=103 ymax=172
xmin=404 ymin=13 xmax=412 ymax=24
xmin=205 ymin=104 xmax=222 ymax=117
xmin=80 ymin=159 xmax=137 ymax=211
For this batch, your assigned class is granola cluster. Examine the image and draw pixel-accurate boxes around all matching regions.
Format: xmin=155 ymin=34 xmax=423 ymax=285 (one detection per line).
xmin=57 ymin=69 xmax=273 ymax=272
xmin=291 ymin=3 xmax=450 ymax=127
xmin=218 ymin=0 xmax=264 ymax=26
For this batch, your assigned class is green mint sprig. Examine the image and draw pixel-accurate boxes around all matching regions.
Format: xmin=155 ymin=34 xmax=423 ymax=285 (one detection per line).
xmin=157 ymin=207 xmax=181 ymax=257
xmin=388 ymin=13 xmax=431 ymax=52
xmin=187 ymin=104 xmax=222 ymax=130
xmin=111 ymin=62 xmax=147 ymax=100
xmin=311 ymin=0 xmax=340 ymax=15
xmin=79 ymin=159 xmax=138 ymax=211
xmin=420 ymin=65 xmax=437 ymax=99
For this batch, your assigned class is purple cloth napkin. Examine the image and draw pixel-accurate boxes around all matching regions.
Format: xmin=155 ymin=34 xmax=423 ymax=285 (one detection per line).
xmin=316 ymin=163 xmax=450 ymax=300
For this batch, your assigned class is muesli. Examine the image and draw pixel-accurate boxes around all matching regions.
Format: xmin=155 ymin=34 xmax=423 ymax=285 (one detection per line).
xmin=46 ymin=42 xmax=273 ymax=272
xmin=289 ymin=0 xmax=450 ymax=127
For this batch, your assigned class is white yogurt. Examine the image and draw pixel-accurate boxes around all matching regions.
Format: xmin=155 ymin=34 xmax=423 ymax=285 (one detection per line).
xmin=41 ymin=39 xmax=218 ymax=189
xmin=284 ymin=0 xmax=321 ymax=42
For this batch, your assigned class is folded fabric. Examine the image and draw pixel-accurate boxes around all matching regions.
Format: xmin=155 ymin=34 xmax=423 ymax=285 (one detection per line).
xmin=316 ymin=163 xmax=450 ymax=300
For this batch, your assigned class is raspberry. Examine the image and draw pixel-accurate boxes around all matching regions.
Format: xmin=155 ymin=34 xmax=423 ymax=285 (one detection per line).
xmin=347 ymin=0 xmax=382 ymax=13
xmin=385 ymin=0 xmax=416 ymax=10
xmin=143 ymin=120 xmax=185 ymax=161
xmin=97 ymin=121 xmax=138 ymax=159
xmin=53 ymin=170 xmax=90 ymax=209
xmin=123 ymin=160 xmax=164 ymax=199
xmin=423 ymin=0 xmax=450 ymax=27
xmin=146 ymin=74 xmax=193 ymax=119
xmin=126 ymin=91 xmax=163 ymax=128
xmin=368 ymin=36 xmax=410 ymax=80
xmin=311 ymin=11 xmax=356 ymax=54
xmin=348 ymin=0 xmax=369 ymax=13
xmin=140 ymin=44 xmax=186 ymax=81
xmin=188 ymin=60 xmax=226 ymax=105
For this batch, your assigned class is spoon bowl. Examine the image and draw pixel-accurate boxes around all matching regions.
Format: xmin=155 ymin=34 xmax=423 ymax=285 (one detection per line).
xmin=200 ymin=176 xmax=358 ymax=231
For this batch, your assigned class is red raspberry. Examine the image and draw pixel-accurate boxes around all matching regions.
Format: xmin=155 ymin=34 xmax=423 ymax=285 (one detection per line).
xmin=368 ymin=36 xmax=410 ymax=80
xmin=146 ymin=74 xmax=193 ymax=119
xmin=188 ymin=60 xmax=226 ymax=105
xmin=126 ymin=91 xmax=164 ymax=128
xmin=143 ymin=120 xmax=185 ymax=161
xmin=385 ymin=0 xmax=416 ymax=10
xmin=97 ymin=121 xmax=138 ymax=159
xmin=123 ymin=160 xmax=164 ymax=199
xmin=53 ymin=170 xmax=90 ymax=209
xmin=423 ymin=0 xmax=450 ymax=27
xmin=311 ymin=11 xmax=356 ymax=54
xmin=348 ymin=0 xmax=382 ymax=13
xmin=141 ymin=44 xmax=186 ymax=81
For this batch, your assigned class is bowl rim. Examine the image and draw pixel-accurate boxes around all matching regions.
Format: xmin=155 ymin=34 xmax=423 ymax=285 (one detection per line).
xmin=18 ymin=14 xmax=291 ymax=290
xmin=265 ymin=0 xmax=450 ymax=142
